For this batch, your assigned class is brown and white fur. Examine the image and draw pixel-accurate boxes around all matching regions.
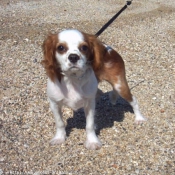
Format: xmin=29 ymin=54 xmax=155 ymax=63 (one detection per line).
xmin=42 ymin=29 xmax=146 ymax=150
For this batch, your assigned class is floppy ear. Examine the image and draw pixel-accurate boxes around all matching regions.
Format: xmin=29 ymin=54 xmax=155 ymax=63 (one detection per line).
xmin=41 ymin=34 xmax=62 ymax=82
xmin=84 ymin=33 xmax=106 ymax=72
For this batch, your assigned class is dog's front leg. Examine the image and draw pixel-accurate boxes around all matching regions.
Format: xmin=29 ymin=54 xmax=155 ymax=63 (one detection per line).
xmin=49 ymin=98 xmax=66 ymax=145
xmin=84 ymin=98 xmax=102 ymax=150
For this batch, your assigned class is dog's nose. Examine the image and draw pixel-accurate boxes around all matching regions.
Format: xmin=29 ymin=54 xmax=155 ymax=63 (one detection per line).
xmin=68 ymin=54 xmax=80 ymax=64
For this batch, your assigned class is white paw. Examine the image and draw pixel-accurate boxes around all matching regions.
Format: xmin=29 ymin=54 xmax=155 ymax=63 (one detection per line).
xmin=135 ymin=115 xmax=147 ymax=124
xmin=85 ymin=135 xmax=102 ymax=150
xmin=50 ymin=136 xmax=66 ymax=145
xmin=85 ymin=140 xmax=102 ymax=150
xmin=50 ymin=129 xmax=66 ymax=145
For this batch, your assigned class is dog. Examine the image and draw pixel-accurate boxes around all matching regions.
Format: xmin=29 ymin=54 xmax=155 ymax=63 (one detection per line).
xmin=42 ymin=29 xmax=146 ymax=150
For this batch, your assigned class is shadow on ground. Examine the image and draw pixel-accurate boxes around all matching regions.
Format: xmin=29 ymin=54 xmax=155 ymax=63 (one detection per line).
xmin=66 ymin=91 xmax=133 ymax=136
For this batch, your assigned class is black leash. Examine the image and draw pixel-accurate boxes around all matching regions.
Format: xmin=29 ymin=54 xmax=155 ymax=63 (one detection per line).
xmin=95 ymin=1 xmax=132 ymax=37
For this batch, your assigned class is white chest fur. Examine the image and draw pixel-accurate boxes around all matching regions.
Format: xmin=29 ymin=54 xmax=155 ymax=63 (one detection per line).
xmin=47 ymin=68 xmax=98 ymax=110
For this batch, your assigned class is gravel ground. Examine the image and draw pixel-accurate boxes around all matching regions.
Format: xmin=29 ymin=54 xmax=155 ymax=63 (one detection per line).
xmin=1 ymin=0 xmax=175 ymax=174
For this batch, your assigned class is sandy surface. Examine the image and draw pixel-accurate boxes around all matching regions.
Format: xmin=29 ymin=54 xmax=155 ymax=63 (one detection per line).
xmin=1 ymin=0 xmax=175 ymax=174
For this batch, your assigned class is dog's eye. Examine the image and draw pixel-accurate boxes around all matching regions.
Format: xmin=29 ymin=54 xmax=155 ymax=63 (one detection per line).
xmin=80 ymin=45 xmax=88 ymax=52
xmin=57 ymin=45 xmax=65 ymax=52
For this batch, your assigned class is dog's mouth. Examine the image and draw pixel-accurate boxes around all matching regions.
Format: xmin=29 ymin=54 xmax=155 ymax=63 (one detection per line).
xmin=62 ymin=65 xmax=86 ymax=78
xmin=68 ymin=65 xmax=84 ymax=73
xmin=70 ymin=66 xmax=80 ymax=71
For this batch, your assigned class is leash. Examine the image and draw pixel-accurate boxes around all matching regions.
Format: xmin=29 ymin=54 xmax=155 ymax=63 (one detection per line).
xmin=95 ymin=1 xmax=133 ymax=37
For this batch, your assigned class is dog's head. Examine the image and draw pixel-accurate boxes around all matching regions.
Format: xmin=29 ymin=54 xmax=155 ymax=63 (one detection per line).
xmin=42 ymin=29 xmax=105 ymax=81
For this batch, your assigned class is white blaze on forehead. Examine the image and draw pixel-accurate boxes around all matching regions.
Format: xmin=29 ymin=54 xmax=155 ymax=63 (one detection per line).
xmin=55 ymin=29 xmax=88 ymax=73
xmin=58 ymin=29 xmax=84 ymax=44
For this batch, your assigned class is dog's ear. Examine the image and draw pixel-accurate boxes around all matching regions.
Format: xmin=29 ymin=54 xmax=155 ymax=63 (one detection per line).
xmin=41 ymin=34 xmax=62 ymax=82
xmin=83 ymin=33 xmax=105 ymax=72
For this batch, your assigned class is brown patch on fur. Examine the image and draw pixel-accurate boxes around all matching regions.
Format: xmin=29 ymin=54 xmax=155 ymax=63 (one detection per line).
xmin=83 ymin=34 xmax=133 ymax=102
xmin=83 ymin=33 xmax=106 ymax=74
xmin=99 ymin=48 xmax=133 ymax=102
xmin=100 ymin=49 xmax=125 ymax=82
xmin=119 ymin=78 xmax=133 ymax=102
xmin=41 ymin=34 xmax=62 ymax=82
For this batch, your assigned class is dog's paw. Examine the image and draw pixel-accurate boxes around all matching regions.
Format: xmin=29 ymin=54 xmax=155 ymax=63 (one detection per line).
xmin=50 ymin=129 xmax=66 ymax=145
xmin=85 ymin=137 xmax=102 ymax=150
xmin=85 ymin=140 xmax=102 ymax=150
xmin=50 ymin=136 xmax=66 ymax=145
xmin=135 ymin=115 xmax=147 ymax=124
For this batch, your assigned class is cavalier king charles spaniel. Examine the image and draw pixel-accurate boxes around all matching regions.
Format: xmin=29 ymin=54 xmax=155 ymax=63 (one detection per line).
xmin=42 ymin=29 xmax=146 ymax=150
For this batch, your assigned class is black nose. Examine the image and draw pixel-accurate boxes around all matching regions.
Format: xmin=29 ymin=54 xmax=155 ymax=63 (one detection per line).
xmin=68 ymin=54 xmax=80 ymax=63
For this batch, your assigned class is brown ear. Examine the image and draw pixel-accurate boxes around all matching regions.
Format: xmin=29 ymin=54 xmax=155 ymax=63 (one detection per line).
xmin=41 ymin=34 xmax=62 ymax=82
xmin=84 ymin=33 xmax=105 ymax=72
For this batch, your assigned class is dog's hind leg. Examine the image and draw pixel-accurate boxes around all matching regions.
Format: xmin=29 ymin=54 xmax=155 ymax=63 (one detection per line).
xmin=110 ymin=75 xmax=146 ymax=123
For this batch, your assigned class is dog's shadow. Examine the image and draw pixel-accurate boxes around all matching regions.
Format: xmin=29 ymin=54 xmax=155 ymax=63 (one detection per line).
xmin=66 ymin=92 xmax=133 ymax=136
